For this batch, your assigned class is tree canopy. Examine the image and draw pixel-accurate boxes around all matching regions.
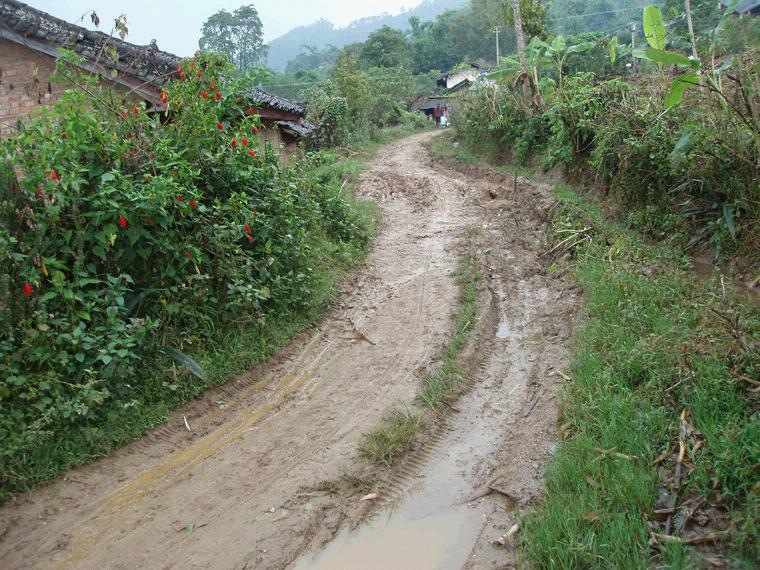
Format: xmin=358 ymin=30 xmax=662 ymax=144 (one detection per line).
xmin=199 ymin=5 xmax=268 ymax=72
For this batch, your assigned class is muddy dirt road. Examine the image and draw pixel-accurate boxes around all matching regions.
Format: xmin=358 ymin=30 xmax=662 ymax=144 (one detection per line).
xmin=0 ymin=131 xmax=579 ymax=569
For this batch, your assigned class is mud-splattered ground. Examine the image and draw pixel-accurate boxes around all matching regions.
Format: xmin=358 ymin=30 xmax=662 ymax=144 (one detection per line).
xmin=0 ymin=132 xmax=580 ymax=569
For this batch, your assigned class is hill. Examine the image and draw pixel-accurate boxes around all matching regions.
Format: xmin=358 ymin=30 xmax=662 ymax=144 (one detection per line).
xmin=266 ymin=0 xmax=468 ymax=70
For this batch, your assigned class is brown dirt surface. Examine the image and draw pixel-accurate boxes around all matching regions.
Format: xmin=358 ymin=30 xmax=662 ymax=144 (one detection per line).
xmin=0 ymin=131 xmax=580 ymax=569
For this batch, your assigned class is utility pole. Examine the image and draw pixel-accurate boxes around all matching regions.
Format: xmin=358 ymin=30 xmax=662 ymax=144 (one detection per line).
xmin=494 ymin=26 xmax=501 ymax=65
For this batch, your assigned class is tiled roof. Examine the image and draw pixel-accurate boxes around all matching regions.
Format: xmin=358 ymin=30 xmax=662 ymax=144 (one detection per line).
xmin=0 ymin=0 xmax=179 ymax=89
xmin=250 ymin=89 xmax=307 ymax=118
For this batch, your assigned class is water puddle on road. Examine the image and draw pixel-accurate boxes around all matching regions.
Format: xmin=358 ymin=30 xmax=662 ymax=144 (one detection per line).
xmin=293 ymin=329 xmax=527 ymax=569
xmin=293 ymin=485 xmax=486 ymax=570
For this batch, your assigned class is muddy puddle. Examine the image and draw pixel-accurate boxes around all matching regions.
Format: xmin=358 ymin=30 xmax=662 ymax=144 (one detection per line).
xmin=294 ymin=277 xmax=546 ymax=569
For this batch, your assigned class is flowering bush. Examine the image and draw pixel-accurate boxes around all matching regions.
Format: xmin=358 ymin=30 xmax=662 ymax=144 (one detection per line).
xmin=0 ymin=52 xmax=369 ymax=488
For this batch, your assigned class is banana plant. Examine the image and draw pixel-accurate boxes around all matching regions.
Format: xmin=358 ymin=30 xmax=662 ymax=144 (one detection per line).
xmin=533 ymin=35 xmax=596 ymax=90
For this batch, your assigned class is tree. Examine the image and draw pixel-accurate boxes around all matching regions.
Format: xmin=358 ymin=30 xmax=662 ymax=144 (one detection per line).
xmin=359 ymin=26 xmax=412 ymax=69
xmin=512 ymin=0 xmax=532 ymax=104
xmin=199 ymin=5 xmax=268 ymax=72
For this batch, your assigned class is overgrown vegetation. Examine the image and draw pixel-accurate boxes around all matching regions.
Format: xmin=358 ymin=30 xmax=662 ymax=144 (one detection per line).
xmin=0 ymin=52 xmax=377 ymax=499
xmin=458 ymin=5 xmax=760 ymax=261
xmin=359 ymin=253 xmax=482 ymax=467
xmin=520 ymin=184 xmax=759 ymax=567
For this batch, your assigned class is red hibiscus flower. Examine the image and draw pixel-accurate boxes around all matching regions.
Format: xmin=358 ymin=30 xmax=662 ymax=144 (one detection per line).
xmin=217 ymin=122 xmax=224 ymax=130
xmin=184 ymin=251 xmax=193 ymax=259
xmin=50 ymin=170 xmax=58 ymax=181
xmin=62 ymin=131 xmax=67 ymax=140
xmin=231 ymin=138 xmax=237 ymax=150
xmin=133 ymin=105 xmax=138 ymax=114
xmin=22 ymin=282 xmax=33 ymax=297
xmin=247 ymin=149 xmax=256 ymax=158
xmin=176 ymin=196 xmax=185 ymax=203
xmin=190 ymin=199 xmax=198 ymax=209
xmin=247 ymin=234 xmax=253 ymax=243
xmin=241 ymin=135 xmax=248 ymax=147
xmin=119 ymin=215 xmax=127 ymax=229
xmin=121 ymin=110 xmax=127 ymax=119
xmin=201 ymin=91 xmax=209 ymax=100
xmin=252 ymin=126 xmax=260 ymax=134
xmin=245 ymin=224 xmax=251 ymax=234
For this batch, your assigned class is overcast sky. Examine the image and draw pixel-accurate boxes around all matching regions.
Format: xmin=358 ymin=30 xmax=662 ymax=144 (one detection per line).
xmin=24 ymin=1 xmax=421 ymax=57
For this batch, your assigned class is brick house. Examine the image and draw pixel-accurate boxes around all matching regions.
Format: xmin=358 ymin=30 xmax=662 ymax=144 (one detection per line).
xmin=0 ymin=0 xmax=312 ymax=151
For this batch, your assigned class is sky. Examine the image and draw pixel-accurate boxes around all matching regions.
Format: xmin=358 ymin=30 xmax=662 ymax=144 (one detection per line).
xmin=24 ymin=1 xmax=422 ymax=57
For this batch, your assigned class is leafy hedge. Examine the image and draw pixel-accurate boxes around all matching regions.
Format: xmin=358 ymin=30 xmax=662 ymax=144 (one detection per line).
xmin=457 ymin=59 xmax=760 ymax=258
xmin=0 ymin=53 xmax=371 ymax=495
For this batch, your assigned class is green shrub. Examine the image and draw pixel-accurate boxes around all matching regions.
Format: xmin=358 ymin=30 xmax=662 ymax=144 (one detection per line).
xmin=0 ymin=52 xmax=370 ymax=493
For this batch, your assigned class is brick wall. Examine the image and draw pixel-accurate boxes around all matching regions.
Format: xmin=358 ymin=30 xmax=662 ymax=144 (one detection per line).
xmin=0 ymin=38 xmax=64 ymax=136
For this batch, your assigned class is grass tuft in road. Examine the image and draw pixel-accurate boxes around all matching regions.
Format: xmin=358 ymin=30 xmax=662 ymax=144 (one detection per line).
xmin=360 ymin=253 xmax=482 ymax=467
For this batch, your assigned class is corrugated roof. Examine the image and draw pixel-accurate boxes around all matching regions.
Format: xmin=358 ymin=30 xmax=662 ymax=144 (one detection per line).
xmin=0 ymin=0 xmax=180 ymax=89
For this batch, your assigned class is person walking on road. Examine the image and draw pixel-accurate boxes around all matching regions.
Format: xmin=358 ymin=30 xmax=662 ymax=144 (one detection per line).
xmin=434 ymin=104 xmax=443 ymax=128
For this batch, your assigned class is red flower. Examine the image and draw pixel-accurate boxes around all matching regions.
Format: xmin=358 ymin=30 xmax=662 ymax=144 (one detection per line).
xmin=22 ymin=282 xmax=33 ymax=297
xmin=133 ymin=105 xmax=139 ymax=114
xmin=121 ymin=110 xmax=127 ymax=119
xmin=247 ymin=149 xmax=256 ymax=158
xmin=209 ymin=84 xmax=216 ymax=92
xmin=231 ymin=138 xmax=237 ymax=150
xmin=184 ymin=251 xmax=193 ymax=259
xmin=252 ymin=126 xmax=260 ymax=134
xmin=215 ymin=92 xmax=222 ymax=101
xmin=50 ymin=170 xmax=58 ymax=181
xmin=217 ymin=122 xmax=224 ymax=130
xmin=245 ymin=224 xmax=251 ymax=234
xmin=247 ymin=234 xmax=253 ymax=243
xmin=62 ymin=131 xmax=67 ymax=140
xmin=201 ymin=91 xmax=209 ymax=100
xmin=119 ymin=215 xmax=127 ymax=229
xmin=241 ymin=135 xmax=248 ymax=147
xmin=161 ymin=89 xmax=168 ymax=103
xmin=189 ymin=199 xmax=198 ymax=209
xmin=176 ymin=196 xmax=185 ymax=203
xmin=196 ymin=69 xmax=201 ymax=78
xmin=177 ymin=65 xmax=182 ymax=73
xmin=246 ymin=108 xmax=257 ymax=115
xmin=180 ymin=70 xmax=186 ymax=81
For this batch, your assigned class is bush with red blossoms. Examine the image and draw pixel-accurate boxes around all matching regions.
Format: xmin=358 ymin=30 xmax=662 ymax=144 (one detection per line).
xmin=0 ymin=51 xmax=370 ymax=493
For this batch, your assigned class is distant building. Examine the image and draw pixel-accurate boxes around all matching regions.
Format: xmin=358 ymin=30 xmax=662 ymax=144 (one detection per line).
xmin=436 ymin=63 xmax=490 ymax=94
xmin=719 ymin=0 xmax=760 ymax=16
xmin=0 ymin=0 xmax=312 ymax=152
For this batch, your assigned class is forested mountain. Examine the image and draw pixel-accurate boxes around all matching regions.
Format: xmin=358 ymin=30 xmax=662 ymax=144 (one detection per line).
xmin=266 ymin=0 xmax=469 ymax=70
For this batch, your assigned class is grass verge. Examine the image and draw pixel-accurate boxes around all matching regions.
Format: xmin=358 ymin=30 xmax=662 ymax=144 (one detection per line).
xmin=359 ymin=252 xmax=482 ymax=467
xmin=429 ymin=133 xmax=758 ymax=567
xmin=0 ymin=127 xmax=420 ymax=502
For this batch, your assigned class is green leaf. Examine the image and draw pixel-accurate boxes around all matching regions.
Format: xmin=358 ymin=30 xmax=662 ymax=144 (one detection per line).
xmin=643 ymin=48 xmax=700 ymax=69
xmin=643 ymin=5 xmax=667 ymax=50
xmin=78 ymin=311 xmax=92 ymax=321
xmin=163 ymin=347 xmax=209 ymax=382
xmin=664 ymin=72 xmax=700 ymax=109
xmin=100 ymin=354 xmax=113 ymax=365
xmin=40 ymin=291 xmax=58 ymax=303
xmin=93 ymin=246 xmax=106 ymax=261
xmin=723 ymin=204 xmax=737 ymax=240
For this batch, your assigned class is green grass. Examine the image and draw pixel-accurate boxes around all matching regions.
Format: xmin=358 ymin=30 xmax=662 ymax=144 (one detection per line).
xmin=519 ymin=186 xmax=760 ymax=568
xmin=0 ymin=127 xmax=423 ymax=502
xmin=426 ymin=130 xmax=531 ymax=177
xmin=360 ymin=253 xmax=482 ymax=466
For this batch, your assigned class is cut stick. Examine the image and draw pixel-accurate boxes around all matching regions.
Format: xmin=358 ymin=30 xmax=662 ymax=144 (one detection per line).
xmin=183 ymin=415 xmax=192 ymax=432
xmin=594 ymin=448 xmax=638 ymax=461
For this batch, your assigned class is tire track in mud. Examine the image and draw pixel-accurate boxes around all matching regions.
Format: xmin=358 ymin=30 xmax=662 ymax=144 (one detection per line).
xmin=0 ymin=132 xmax=483 ymax=570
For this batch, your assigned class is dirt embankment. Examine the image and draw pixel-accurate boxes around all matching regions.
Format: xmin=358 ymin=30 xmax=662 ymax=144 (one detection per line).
xmin=0 ymin=131 xmax=580 ymax=569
